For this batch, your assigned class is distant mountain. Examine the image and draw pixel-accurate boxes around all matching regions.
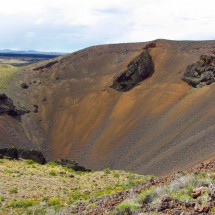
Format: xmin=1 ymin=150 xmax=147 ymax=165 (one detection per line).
xmin=0 ymin=49 xmax=65 ymax=55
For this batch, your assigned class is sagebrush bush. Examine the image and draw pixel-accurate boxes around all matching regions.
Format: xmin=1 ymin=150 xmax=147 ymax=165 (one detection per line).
xmin=114 ymin=202 xmax=139 ymax=215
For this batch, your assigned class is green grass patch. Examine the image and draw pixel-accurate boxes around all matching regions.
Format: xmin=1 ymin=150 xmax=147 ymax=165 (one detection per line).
xmin=48 ymin=198 xmax=61 ymax=206
xmin=0 ymin=64 xmax=19 ymax=89
xmin=10 ymin=199 xmax=39 ymax=208
xmin=9 ymin=187 xmax=18 ymax=194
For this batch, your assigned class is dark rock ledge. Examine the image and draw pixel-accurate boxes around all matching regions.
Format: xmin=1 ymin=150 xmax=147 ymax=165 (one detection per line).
xmin=0 ymin=147 xmax=89 ymax=171
xmin=110 ymin=46 xmax=154 ymax=92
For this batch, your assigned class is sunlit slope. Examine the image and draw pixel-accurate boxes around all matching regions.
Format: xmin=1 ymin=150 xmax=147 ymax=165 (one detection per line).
xmin=1 ymin=40 xmax=215 ymax=175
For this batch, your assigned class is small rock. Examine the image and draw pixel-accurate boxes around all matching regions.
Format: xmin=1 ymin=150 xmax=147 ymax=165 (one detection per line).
xmin=208 ymin=183 xmax=215 ymax=201
xmin=192 ymin=188 xmax=202 ymax=199
xmin=33 ymin=105 xmax=39 ymax=113
xmin=20 ymin=83 xmax=29 ymax=89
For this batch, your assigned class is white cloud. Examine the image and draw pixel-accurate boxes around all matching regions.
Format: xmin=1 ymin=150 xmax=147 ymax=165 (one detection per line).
xmin=0 ymin=0 xmax=214 ymax=52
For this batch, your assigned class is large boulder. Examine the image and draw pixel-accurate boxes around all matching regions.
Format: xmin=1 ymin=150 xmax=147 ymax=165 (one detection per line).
xmin=18 ymin=149 xmax=46 ymax=164
xmin=0 ymin=148 xmax=19 ymax=159
xmin=110 ymin=49 xmax=154 ymax=92
xmin=182 ymin=54 xmax=215 ymax=87
xmin=0 ymin=94 xmax=30 ymax=121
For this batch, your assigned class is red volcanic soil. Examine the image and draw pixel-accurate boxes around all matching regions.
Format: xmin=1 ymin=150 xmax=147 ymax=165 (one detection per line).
xmin=1 ymin=39 xmax=215 ymax=176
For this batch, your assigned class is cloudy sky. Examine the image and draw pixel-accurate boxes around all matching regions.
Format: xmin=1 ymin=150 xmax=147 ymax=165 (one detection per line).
xmin=0 ymin=0 xmax=214 ymax=53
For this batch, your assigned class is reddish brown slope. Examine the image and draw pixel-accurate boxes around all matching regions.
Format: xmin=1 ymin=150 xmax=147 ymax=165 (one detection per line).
xmin=1 ymin=40 xmax=215 ymax=176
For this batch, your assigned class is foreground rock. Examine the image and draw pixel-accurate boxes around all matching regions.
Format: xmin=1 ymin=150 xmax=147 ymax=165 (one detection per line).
xmin=110 ymin=49 xmax=154 ymax=92
xmin=182 ymin=54 xmax=215 ymax=87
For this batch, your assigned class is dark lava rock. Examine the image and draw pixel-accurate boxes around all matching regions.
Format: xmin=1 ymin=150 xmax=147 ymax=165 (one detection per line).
xmin=0 ymin=94 xmax=30 ymax=121
xmin=33 ymin=105 xmax=39 ymax=113
xmin=0 ymin=148 xmax=46 ymax=164
xmin=20 ymin=82 xmax=29 ymax=89
xmin=0 ymin=148 xmax=19 ymax=159
xmin=110 ymin=49 xmax=154 ymax=92
xmin=56 ymin=159 xmax=90 ymax=172
xmin=18 ymin=149 xmax=46 ymax=164
xmin=182 ymin=54 xmax=215 ymax=87
xmin=33 ymin=60 xmax=58 ymax=71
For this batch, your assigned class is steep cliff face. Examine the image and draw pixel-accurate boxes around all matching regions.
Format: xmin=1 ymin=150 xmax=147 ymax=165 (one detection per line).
xmin=1 ymin=40 xmax=215 ymax=176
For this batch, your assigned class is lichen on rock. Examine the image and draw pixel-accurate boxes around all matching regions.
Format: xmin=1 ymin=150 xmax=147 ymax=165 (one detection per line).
xmin=182 ymin=54 xmax=215 ymax=88
xmin=110 ymin=49 xmax=154 ymax=92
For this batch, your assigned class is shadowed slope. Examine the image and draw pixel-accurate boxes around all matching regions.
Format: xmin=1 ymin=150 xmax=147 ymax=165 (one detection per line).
xmin=1 ymin=40 xmax=215 ymax=176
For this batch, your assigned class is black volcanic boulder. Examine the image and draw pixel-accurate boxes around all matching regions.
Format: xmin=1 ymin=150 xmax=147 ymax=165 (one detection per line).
xmin=0 ymin=148 xmax=19 ymax=159
xmin=20 ymin=82 xmax=29 ymax=89
xmin=18 ymin=149 xmax=46 ymax=164
xmin=0 ymin=94 xmax=30 ymax=121
xmin=110 ymin=49 xmax=154 ymax=92
xmin=182 ymin=54 xmax=215 ymax=87
xmin=0 ymin=148 xmax=46 ymax=164
xmin=56 ymin=159 xmax=90 ymax=172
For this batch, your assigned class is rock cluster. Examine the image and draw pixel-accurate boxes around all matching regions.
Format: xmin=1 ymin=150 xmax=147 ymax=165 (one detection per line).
xmin=182 ymin=54 xmax=215 ymax=87
xmin=0 ymin=148 xmax=46 ymax=164
xmin=56 ymin=159 xmax=90 ymax=172
xmin=110 ymin=49 xmax=154 ymax=92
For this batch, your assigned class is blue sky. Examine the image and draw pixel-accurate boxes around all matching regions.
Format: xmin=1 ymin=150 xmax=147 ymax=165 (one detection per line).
xmin=0 ymin=0 xmax=214 ymax=53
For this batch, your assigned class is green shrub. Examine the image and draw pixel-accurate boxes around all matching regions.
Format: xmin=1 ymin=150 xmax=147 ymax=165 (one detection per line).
xmin=103 ymin=168 xmax=111 ymax=174
xmin=10 ymin=199 xmax=39 ymax=208
xmin=113 ymin=171 xmax=120 ymax=178
xmin=48 ymin=198 xmax=61 ymax=206
xmin=68 ymin=191 xmax=90 ymax=204
xmin=25 ymin=160 xmax=36 ymax=165
xmin=9 ymin=187 xmax=18 ymax=194
xmin=0 ymin=196 xmax=5 ymax=202
xmin=47 ymin=162 xmax=58 ymax=167
xmin=49 ymin=170 xmax=57 ymax=176
xmin=137 ymin=187 xmax=156 ymax=205
xmin=211 ymin=207 xmax=215 ymax=212
xmin=114 ymin=202 xmax=139 ymax=215
xmin=170 ymin=192 xmax=192 ymax=202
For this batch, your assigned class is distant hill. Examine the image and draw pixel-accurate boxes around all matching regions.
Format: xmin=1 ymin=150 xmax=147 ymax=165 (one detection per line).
xmin=0 ymin=50 xmax=65 ymax=67
xmin=0 ymin=49 xmax=64 ymax=55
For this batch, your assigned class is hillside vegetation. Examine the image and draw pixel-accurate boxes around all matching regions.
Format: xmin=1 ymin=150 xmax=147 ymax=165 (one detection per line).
xmin=0 ymin=64 xmax=18 ymax=89
xmin=0 ymin=159 xmax=214 ymax=214
xmin=0 ymin=159 xmax=151 ymax=215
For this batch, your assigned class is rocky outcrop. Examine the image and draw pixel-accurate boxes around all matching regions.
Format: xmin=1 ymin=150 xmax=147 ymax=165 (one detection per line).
xmin=33 ymin=60 xmax=58 ymax=71
xmin=0 ymin=148 xmax=46 ymax=164
xmin=0 ymin=94 xmax=30 ymax=121
xmin=56 ymin=159 xmax=91 ymax=172
xmin=18 ymin=149 xmax=46 ymax=164
xmin=110 ymin=49 xmax=154 ymax=92
xmin=182 ymin=54 xmax=215 ymax=87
